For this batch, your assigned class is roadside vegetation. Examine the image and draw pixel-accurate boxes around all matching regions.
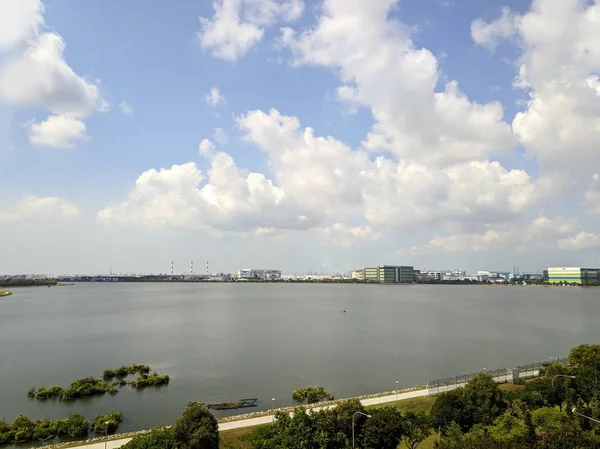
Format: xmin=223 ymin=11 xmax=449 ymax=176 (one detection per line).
xmin=292 ymin=386 xmax=335 ymax=403
xmin=0 ymin=412 xmax=113 ymax=445
xmin=122 ymin=402 xmax=219 ymax=449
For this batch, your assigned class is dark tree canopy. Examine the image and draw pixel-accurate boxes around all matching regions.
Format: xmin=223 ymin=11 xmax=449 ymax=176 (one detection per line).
xmin=173 ymin=402 xmax=219 ymax=449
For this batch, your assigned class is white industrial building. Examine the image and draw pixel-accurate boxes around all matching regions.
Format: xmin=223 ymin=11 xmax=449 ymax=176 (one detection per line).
xmin=238 ymin=269 xmax=282 ymax=280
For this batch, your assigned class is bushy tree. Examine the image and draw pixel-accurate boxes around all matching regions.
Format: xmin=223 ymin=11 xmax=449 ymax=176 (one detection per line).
xmin=430 ymin=389 xmax=468 ymax=433
xmin=403 ymin=411 xmax=431 ymax=449
xmin=121 ymin=427 xmax=175 ymax=449
xmin=173 ymin=402 xmax=219 ymax=449
xmin=330 ymin=398 xmax=364 ymax=440
xmin=461 ymin=373 xmax=505 ymax=427
xmin=359 ymin=407 xmax=404 ymax=449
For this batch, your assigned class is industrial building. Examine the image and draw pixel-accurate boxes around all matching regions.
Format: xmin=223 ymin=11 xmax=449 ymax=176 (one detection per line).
xmin=547 ymin=267 xmax=600 ymax=285
xmin=238 ymin=269 xmax=282 ymax=280
xmin=364 ymin=265 xmax=414 ymax=283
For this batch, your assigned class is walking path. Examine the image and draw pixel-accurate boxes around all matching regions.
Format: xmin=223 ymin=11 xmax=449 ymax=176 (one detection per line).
xmin=64 ymin=369 xmax=539 ymax=449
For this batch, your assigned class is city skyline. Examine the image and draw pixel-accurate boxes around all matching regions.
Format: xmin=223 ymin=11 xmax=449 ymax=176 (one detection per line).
xmin=1 ymin=0 xmax=600 ymax=274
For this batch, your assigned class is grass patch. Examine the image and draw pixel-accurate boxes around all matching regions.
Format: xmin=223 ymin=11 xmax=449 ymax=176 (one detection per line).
xmin=365 ymin=395 xmax=437 ymax=414
xmin=499 ymin=383 xmax=526 ymax=391
xmin=220 ymin=425 xmax=267 ymax=449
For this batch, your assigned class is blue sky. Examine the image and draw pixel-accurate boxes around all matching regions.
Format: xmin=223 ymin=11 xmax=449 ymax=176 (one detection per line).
xmin=1 ymin=0 xmax=599 ymax=275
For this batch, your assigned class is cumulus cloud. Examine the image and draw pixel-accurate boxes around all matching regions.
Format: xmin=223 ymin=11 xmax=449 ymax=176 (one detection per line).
xmin=198 ymin=138 xmax=216 ymax=156
xmin=197 ymin=0 xmax=304 ymax=61
xmin=119 ymin=101 xmax=133 ymax=115
xmin=558 ymin=232 xmax=600 ymax=250
xmin=471 ymin=7 xmax=520 ymax=49
xmin=473 ymin=0 xmax=600 ymax=200
xmin=282 ymin=0 xmax=516 ymax=165
xmin=0 ymin=33 xmax=100 ymax=117
xmin=0 ymin=0 xmax=44 ymax=49
xmin=98 ymin=150 xmax=318 ymax=233
xmin=0 ymin=195 xmax=78 ymax=222
xmin=101 ymin=108 xmax=535 ymax=235
xmin=28 ymin=115 xmax=88 ymax=148
xmin=205 ymin=87 xmax=225 ymax=107
xmin=319 ymin=223 xmax=382 ymax=248
xmin=0 ymin=1 xmax=104 ymax=147
xmin=407 ymin=216 xmax=580 ymax=254
xmin=213 ymin=127 xmax=228 ymax=143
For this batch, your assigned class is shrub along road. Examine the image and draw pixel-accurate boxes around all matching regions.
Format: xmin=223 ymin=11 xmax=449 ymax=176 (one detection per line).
xmin=60 ymin=370 xmax=539 ymax=449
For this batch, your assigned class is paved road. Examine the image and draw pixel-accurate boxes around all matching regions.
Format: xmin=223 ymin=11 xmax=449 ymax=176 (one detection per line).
xmin=67 ymin=371 xmax=539 ymax=449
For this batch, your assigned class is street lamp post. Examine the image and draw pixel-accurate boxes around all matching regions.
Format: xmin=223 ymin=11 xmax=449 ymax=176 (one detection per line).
xmin=551 ymin=375 xmax=576 ymax=388
xmin=352 ymin=411 xmax=371 ymax=449
xmin=104 ymin=422 xmax=110 ymax=449
xmin=272 ymin=398 xmax=275 ymax=422
xmin=573 ymin=408 xmax=600 ymax=424
xmin=396 ymin=380 xmax=398 ymax=401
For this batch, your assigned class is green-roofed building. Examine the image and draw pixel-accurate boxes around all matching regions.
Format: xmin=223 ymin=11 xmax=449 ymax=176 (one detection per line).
xmin=364 ymin=265 xmax=414 ymax=283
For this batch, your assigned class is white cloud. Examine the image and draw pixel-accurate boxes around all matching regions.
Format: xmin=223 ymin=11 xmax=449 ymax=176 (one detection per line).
xmin=28 ymin=114 xmax=88 ymax=148
xmin=199 ymin=138 xmax=216 ymax=156
xmin=0 ymin=0 xmax=44 ymax=49
xmin=205 ymin=87 xmax=225 ymax=107
xmin=471 ymin=7 xmax=520 ymax=49
xmin=0 ymin=195 xmax=78 ymax=222
xmin=282 ymin=0 xmax=516 ymax=166
xmin=558 ymin=232 xmax=600 ymax=250
xmin=473 ymin=0 xmax=600 ymax=200
xmin=119 ymin=101 xmax=133 ymax=115
xmin=408 ymin=216 xmax=580 ymax=255
xmin=98 ymin=152 xmax=317 ymax=233
xmin=0 ymin=33 xmax=100 ymax=117
xmin=237 ymin=108 xmax=534 ymax=230
xmin=213 ymin=127 xmax=228 ymax=143
xmin=0 ymin=3 xmax=103 ymax=148
xmin=319 ymin=223 xmax=382 ymax=248
xmin=197 ymin=0 xmax=304 ymax=61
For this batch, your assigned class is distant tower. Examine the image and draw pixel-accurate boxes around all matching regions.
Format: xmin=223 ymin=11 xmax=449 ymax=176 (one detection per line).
xmin=190 ymin=261 xmax=194 ymax=275
xmin=171 ymin=261 xmax=174 ymax=276
xmin=206 ymin=261 xmax=209 ymax=276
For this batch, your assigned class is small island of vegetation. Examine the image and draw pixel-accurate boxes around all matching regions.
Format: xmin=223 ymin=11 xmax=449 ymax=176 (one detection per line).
xmin=0 ymin=291 xmax=12 ymax=297
xmin=27 ymin=364 xmax=170 ymax=400
xmin=292 ymin=386 xmax=335 ymax=403
xmin=129 ymin=373 xmax=170 ymax=388
xmin=103 ymin=364 xmax=151 ymax=379
xmin=92 ymin=412 xmax=124 ymax=433
xmin=28 ymin=377 xmax=117 ymax=400
xmin=0 ymin=278 xmax=57 ymax=287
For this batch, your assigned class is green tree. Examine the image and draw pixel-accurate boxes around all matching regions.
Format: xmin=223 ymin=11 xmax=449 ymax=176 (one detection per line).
xmin=403 ymin=411 xmax=431 ymax=449
xmin=461 ymin=374 xmax=505 ymax=427
xmin=330 ymin=398 xmax=364 ymax=440
xmin=487 ymin=412 xmax=526 ymax=445
xmin=523 ymin=411 xmax=537 ymax=445
xmin=121 ymin=427 xmax=176 ymax=449
xmin=359 ymin=407 xmax=404 ymax=449
xmin=173 ymin=402 xmax=219 ymax=449
xmin=430 ymin=389 xmax=468 ymax=433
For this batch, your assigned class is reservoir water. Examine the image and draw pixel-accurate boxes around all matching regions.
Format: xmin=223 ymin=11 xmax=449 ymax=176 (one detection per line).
xmin=1 ymin=283 xmax=599 ymax=444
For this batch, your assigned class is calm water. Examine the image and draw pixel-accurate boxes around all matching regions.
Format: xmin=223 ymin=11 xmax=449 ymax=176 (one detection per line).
xmin=1 ymin=283 xmax=600 ymax=445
